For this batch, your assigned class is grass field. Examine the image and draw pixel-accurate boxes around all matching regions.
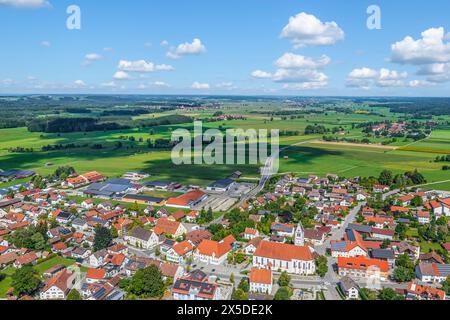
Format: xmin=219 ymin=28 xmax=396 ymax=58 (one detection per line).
xmin=0 ymin=108 xmax=449 ymax=189
xmin=0 ymin=255 xmax=84 ymax=298
xmin=279 ymin=142 xmax=449 ymax=184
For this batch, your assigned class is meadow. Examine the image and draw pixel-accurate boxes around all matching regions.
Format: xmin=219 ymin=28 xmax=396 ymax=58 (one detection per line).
xmin=1 ymin=103 xmax=449 ymax=189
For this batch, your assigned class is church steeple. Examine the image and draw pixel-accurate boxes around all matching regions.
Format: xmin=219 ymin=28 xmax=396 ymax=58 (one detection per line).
xmin=295 ymin=221 xmax=304 ymax=246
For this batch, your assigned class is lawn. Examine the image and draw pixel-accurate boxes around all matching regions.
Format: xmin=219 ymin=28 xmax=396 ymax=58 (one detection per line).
xmin=33 ymin=255 xmax=82 ymax=274
xmin=0 ymin=276 xmax=12 ymax=298
xmin=420 ymin=241 xmax=443 ymax=254
xmin=0 ymin=256 xmax=86 ymax=298
xmin=142 ymin=190 xmax=184 ymax=199
xmin=279 ymin=142 xmax=449 ymax=189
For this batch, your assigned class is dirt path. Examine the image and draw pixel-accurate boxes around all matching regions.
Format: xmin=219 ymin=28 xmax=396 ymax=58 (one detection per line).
xmin=311 ymin=140 xmax=397 ymax=150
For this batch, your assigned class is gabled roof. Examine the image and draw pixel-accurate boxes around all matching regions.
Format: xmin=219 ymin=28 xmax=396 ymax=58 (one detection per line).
xmin=254 ymin=241 xmax=313 ymax=262
xmin=196 ymin=239 xmax=231 ymax=258
xmin=250 ymin=268 xmax=272 ymax=285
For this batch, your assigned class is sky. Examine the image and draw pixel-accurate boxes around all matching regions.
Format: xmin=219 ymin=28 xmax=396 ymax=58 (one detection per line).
xmin=1 ymin=0 xmax=450 ymax=96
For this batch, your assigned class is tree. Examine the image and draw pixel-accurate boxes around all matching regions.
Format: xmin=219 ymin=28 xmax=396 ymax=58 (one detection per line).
xmin=315 ymin=256 xmax=329 ymax=278
xmin=6 ymin=189 xmax=15 ymax=199
xmin=30 ymin=233 xmax=46 ymax=250
xmin=127 ymin=265 xmax=165 ymax=298
xmin=441 ymin=276 xmax=450 ymax=295
xmin=274 ymin=287 xmax=292 ymax=300
xmin=410 ymin=196 xmax=423 ymax=207
xmin=11 ymin=266 xmax=41 ymax=297
xmin=93 ymin=226 xmax=113 ymax=252
xmin=393 ymin=266 xmax=416 ymax=283
xmin=278 ymin=271 xmax=291 ymax=287
xmin=379 ymin=170 xmax=393 ymax=186
xmin=238 ymin=278 xmax=249 ymax=293
xmin=378 ymin=288 xmax=404 ymax=300
xmin=67 ymin=289 xmax=82 ymax=300
xmin=229 ymin=273 xmax=235 ymax=285
xmin=232 ymin=288 xmax=247 ymax=300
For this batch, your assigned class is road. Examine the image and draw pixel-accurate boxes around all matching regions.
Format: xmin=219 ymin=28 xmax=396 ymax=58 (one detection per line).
xmin=234 ymin=138 xmax=319 ymax=209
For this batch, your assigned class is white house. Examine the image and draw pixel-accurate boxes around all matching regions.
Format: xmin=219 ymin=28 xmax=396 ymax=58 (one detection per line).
xmin=193 ymin=240 xmax=232 ymax=265
xmin=331 ymin=241 xmax=368 ymax=258
xmin=89 ymin=249 xmax=108 ymax=267
xmin=126 ymin=227 xmax=159 ymax=249
xmin=166 ymin=241 xmax=194 ymax=264
xmin=249 ymin=268 xmax=273 ymax=294
xmin=339 ymin=276 xmax=360 ymax=300
xmin=40 ymin=270 xmax=74 ymax=300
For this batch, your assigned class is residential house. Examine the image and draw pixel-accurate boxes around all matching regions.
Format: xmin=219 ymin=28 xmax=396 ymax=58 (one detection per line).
xmin=339 ymin=276 xmax=360 ymax=300
xmin=193 ymin=239 xmax=232 ymax=265
xmin=338 ymin=256 xmax=389 ymax=281
xmin=40 ymin=270 xmax=75 ymax=300
xmin=126 ymin=227 xmax=159 ymax=249
xmin=249 ymin=268 xmax=273 ymax=294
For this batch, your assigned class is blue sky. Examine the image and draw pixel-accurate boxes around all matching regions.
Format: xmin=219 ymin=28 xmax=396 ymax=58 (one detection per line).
xmin=1 ymin=0 xmax=450 ymax=96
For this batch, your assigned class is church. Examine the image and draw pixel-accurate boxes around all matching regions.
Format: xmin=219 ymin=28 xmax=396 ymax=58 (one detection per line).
xmin=252 ymin=223 xmax=315 ymax=275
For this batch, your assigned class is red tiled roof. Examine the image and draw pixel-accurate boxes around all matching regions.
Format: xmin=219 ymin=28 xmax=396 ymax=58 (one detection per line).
xmin=86 ymin=268 xmax=106 ymax=280
xmin=338 ymin=256 xmax=389 ymax=272
xmin=254 ymin=241 xmax=314 ymax=262
xmin=153 ymin=217 xmax=181 ymax=236
xmin=196 ymin=239 xmax=231 ymax=258
xmin=250 ymin=268 xmax=272 ymax=285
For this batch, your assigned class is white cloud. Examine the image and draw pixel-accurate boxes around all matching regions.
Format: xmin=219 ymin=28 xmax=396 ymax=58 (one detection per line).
xmin=113 ymin=71 xmax=131 ymax=80
xmin=118 ymin=60 xmax=174 ymax=72
xmin=191 ymin=81 xmax=210 ymax=90
xmin=85 ymin=53 xmax=102 ymax=61
xmin=74 ymin=80 xmax=86 ymax=87
xmin=167 ymin=38 xmax=206 ymax=59
xmin=153 ymin=81 xmax=170 ymax=88
xmin=101 ymin=81 xmax=118 ymax=88
xmin=252 ymin=52 xmax=330 ymax=89
xmin=346 ymin=67 xmax=408 ymax=88
xmin=144 ymin=42 xmax=152 ymax=48
xmin=103 ymin=47 xmax=113 ymax=52
xmin=281 ymin=12 xmax=344 ymax=48
xmin=251 ymin=70 xmax=273 ymax=79
xmin=0 ymin=0 xmax=49 ymax=8
xmin=408 ymin=80 xmax=435 ymax=88
xmin=40 ymin=40 xmax=51 ymax=47
xmin=391 ymin=27 xmax=450 ymax=83
xmin=348 ymin=67 xmax=378 ymax=79
xmin=160 ymin=40 xmax=169 ymax=47
xmin=283 ymin=82 xmax=327 ymax=90
xmin=216 ymin=82 xmax=234 ymax=89
xmin=391 ymin=27 xmax=450 ymax=65
xmin=273 ymin=68 xmax=328 ymax=84
xmin=0 ymin=78 xmax=15 ymax=86
xmin=275 ymin=53 xmax=331 ymax=69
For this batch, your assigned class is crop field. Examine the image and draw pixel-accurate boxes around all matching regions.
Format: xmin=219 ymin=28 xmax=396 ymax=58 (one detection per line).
xmin=279 ymin=142 xmax=449 ymax=184
xmin=1 ymin=102 xmax=449 ymax=189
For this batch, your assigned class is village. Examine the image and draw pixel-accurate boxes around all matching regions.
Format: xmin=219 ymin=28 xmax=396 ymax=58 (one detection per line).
xmin=0 ymin=166 xmax=449 ymax=301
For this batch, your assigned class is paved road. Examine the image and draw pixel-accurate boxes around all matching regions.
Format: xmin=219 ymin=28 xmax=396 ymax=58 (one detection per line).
xmin=311 ymin=202 xmax=366 ymax=299
xmin=234 ymin=138 xmax=319 ymax=209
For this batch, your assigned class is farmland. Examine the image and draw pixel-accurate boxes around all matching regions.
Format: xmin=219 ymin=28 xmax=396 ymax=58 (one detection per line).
xmin=0 ymin=96 xmax=449 ymax=189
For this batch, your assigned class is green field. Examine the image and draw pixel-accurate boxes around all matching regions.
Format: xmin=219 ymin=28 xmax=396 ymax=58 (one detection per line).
xmin=279 ymin=142 xmax=449 ymax=184
xmin=0 ymin=255 xmax=85 ymax=298
xmin=1 ymin=106 xmax=449 ymax=190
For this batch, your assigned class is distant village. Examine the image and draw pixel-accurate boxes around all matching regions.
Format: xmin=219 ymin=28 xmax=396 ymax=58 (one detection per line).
xmin=0 ymin=166 xmax=449 ymax=301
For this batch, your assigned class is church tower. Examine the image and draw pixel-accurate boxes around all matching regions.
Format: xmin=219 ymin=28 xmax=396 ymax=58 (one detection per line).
xmin=295 ymin=221 xmax=305 ymax=246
